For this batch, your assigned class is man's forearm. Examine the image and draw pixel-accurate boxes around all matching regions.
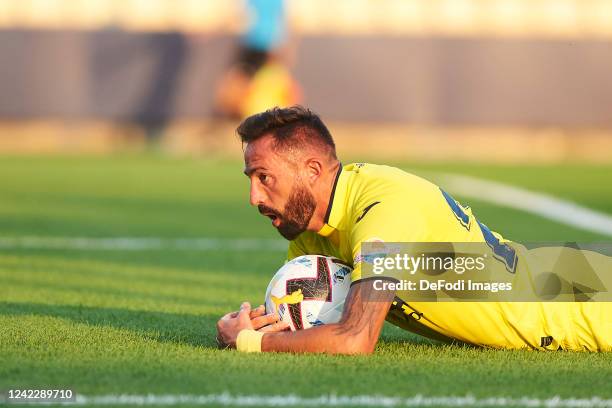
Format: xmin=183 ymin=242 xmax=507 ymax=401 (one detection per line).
xmin=261 ymin=322 xmax=368 ymax=354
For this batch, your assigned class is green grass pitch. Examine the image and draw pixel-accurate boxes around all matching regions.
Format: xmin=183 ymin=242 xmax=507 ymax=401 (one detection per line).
xmin=1 ymin=155 xmax=611 ymax=406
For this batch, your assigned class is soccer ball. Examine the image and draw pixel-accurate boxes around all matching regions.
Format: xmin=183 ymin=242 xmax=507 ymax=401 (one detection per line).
xmin=265 ymin=255 xmax=352 ymax=331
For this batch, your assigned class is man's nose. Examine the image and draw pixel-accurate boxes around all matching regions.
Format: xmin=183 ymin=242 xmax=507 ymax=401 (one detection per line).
xmin=249 ymin=183 xmax=265 ymax=207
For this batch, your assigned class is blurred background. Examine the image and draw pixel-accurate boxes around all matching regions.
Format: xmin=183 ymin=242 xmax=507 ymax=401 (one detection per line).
xmin=1 ymin=0 xmax=612 ymax=162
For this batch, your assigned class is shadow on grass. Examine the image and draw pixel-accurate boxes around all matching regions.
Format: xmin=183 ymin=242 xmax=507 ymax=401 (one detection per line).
xmin=0 ymin=301 xmax=219 ymax=349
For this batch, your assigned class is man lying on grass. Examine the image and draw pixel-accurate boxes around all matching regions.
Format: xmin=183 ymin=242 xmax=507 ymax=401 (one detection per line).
xmin=216 ymin=106 xmax=612 ymax=353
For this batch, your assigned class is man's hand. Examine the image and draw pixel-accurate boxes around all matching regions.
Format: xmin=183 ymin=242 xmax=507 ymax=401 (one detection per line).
xmin=216 ymin=280 xmax=393 ymax=353
xmin=216 ymin=302 xmax=289 ymax=348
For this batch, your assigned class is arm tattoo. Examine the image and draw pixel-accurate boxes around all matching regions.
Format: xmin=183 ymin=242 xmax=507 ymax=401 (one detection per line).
xmin=332 ymin=280 xmax=394 ymax=343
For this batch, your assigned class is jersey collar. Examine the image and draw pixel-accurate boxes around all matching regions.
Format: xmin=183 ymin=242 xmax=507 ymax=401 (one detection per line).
xmin=318 ymin=163 xmax=348 ymax=237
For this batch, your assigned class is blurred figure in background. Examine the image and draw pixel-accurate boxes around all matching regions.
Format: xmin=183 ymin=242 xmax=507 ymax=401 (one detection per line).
xmin=214 ymin=0 xmax=301 ymax=119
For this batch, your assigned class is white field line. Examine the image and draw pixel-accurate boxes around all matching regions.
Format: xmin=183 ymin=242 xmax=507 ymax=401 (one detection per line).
xmin=439 ymin=173 xmax=612 ymax=238
xmin=0 ymin=237 xmax=286 ymax=251
xmin=33 ymin=393 xmax=612 ymax=407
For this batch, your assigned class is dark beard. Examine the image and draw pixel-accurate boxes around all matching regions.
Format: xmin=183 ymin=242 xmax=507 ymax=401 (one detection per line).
xmin=258 ymin=184 xmax=316 ymax=240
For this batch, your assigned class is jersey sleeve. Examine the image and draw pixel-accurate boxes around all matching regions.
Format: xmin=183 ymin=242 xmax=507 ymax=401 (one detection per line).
xmin=350 ymin=199 xmax=427 ymax=283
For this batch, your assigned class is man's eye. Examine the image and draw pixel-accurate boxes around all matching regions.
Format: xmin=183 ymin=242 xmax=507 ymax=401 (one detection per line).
xmin=258 ymin=174 xmax=269 ymax=184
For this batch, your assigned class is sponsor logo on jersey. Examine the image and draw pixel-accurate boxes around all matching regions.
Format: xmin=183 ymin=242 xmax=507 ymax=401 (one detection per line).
xmin=356 ymin=201 xmax=381 ymax=223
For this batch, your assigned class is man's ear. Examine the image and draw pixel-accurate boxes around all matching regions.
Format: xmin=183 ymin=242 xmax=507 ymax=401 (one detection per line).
xmin=304 ymin=158 xmax=323 ymax=185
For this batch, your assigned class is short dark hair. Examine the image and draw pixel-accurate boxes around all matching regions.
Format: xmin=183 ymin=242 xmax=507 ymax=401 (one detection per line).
xmin=237 ymin=106 xmax=336 ymax=158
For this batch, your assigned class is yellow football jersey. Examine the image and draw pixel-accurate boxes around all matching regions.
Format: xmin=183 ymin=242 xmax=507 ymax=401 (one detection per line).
xmin=288 ymin=163 xmax=612 ymax=351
